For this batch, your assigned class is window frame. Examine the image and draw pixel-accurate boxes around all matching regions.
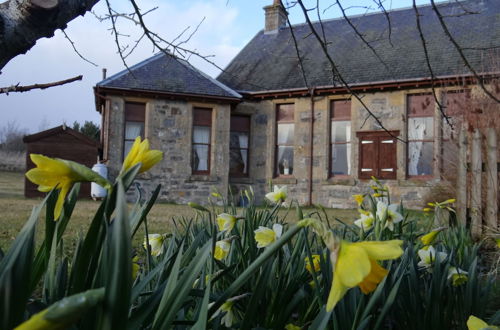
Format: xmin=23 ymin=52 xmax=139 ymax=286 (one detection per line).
xmin=329 ymin=99 xmax=352 ymax=178
xmin=192 ymin=107 xmax=213 ymax=175
xmin=275 ymin=103 xmax=295 ymax=177
xmin=406 ymin=93 xmax=435 ymax=179
xmin=123 ymin=102 xmax=145 ymax=161
xmin=229 ymin=115 xmax=251 ymax=178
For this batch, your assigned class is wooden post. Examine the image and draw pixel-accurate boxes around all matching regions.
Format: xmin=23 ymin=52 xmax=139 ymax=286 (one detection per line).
xmin=486 ymin=128 xmax=498 ymax=232
xmin=456 ymin=126 xmax=467 ymax=226
xmin=470 ymin=129 xmax=482 ymax=238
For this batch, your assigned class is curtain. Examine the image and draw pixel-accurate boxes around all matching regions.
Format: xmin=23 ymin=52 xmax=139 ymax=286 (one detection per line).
xmin=408 ymin=118 xmax=426 ymax=175
xmin=125 ymin=122 xmax=143 ymax=139
xmin=193 ymin=126 xmax=210 ymax=171
xmin=238 ymin=133 xmax=248 ymax=173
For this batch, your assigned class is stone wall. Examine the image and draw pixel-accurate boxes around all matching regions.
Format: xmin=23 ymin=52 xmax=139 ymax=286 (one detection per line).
xmin=104 ymin=95 xmax=230 ymax=204
xmin=103 ymin=86 xmax=465 ymax=209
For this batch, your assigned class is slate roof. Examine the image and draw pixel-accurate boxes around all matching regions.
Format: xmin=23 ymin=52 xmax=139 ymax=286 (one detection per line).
xmin=97 ymin=52 xmax=241 ymax=99
xmin=217 ymin=0 xmax=500 ymax=93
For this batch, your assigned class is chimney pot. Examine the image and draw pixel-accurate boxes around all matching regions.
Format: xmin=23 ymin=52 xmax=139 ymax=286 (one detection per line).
xmin=102 ymin=68 xmax=107 ymax=80
xmin=263 ymin=1 xmax=287 ymax=34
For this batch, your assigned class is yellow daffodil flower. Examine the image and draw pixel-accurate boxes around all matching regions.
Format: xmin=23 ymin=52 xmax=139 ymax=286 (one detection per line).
xmin=211 ymin=192 xmax=222 ymax=198
xmin=285 ymin=324 xmax=302 ymax=330
xmin=467 ymin=315 xmax=499 ymax=330
xmin=423 ymin=208 xmax=432 ymax=212
xmin=352 ymin=194 xmax=364 ymax=206
xmin=121 ymin=136 xmax=163 ymax=174
xmin=305 ymin=254 xmax=321 ymax=273
xmin=209 ymin=301 xmax=236 ymax=327
xmin=417 ymin=246 xmax=448 ymax=269
xmin=376 ymin=201 xmax=403 ymax=231
xmin=265 ymin=185 xmax=287 ymax=203
xmin=217 ymin=213 xmax=238 ymax=232
xmin=354 ymin=213 xmax=375 ymax=231
xmin=496 ymin=238 xmax=500 ymax=249
xmin=214 ymin=240 xmax=231 ymax=260
xmin=254 ymin=224 xmax=283 ymax=248
xmin=373 ymin=193 xmax=383 ymax=198
xmin=327 ymin=239 xmax=404 ymax=311
xmin=420 ymin=228 xmax=445 ymax=246
xmin=448 ymin=266 xmax=468 ymax=286
xmin=25 ymin=154 xmax=111 ymax=219
xmin=143 ymin=234 xmax=167 ymax=257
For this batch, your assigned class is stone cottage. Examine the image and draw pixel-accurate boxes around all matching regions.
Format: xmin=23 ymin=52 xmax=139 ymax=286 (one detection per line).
xmin=94 ymin=0 xmax=499 ymax=208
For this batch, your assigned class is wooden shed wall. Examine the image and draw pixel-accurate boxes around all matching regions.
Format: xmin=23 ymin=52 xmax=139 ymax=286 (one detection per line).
xmin=25 ymin=132 xmax=98 ymax=198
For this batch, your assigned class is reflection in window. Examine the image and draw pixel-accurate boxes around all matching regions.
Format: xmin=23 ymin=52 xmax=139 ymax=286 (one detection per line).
xmin=192 ymin=108 xmax=212 ymax=174
xmin=407 ymin=94 xmax=434 ymax=176
xmin=123 ymin=102 xmax=145 ymax=159
xmin=230 ymin=115 xmax=250 ymax=176
xmin=276 ymin=104 xmax=294 ymax=176
xmin=331 ymin=99 xmax=351 ymax=176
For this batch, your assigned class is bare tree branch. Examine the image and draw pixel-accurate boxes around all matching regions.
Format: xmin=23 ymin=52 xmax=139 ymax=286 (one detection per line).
xmin=0 ymin=75 xmax=83 ymax=95
xmin=61 ymin=30 xmax=98 ymax=67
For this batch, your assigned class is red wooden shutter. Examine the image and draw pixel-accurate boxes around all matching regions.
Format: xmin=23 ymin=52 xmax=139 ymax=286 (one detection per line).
xmin=359 ymin=136 xmax=377 ymax=179
xmin=378 ymin=137 xmax=397 ymax=179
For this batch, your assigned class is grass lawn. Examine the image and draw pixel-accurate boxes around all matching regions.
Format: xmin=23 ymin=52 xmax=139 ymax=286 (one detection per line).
xmin=0 ymin=171 xmax=358 ymax=252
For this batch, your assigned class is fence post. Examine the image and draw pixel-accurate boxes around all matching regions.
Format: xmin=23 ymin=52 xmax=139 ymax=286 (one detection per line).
xmin=486 ymin=128 xmax=498 ymax=233
xmin=456 ymin=126 xmax=467 ymax=226
xmin=470 ymin=129 xmax=482 ymax=238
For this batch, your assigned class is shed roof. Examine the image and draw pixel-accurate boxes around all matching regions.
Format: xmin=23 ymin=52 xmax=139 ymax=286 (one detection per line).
xmin=217 ymin=0 xmax=500 ymax=93
xmin=23 ymin=125 xmax=99 ymax=147
xmin=96 ymin=52 xmax=241 ymax=100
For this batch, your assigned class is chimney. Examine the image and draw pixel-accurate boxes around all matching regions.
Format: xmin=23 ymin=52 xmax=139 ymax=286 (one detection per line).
xmin=263 ymin=0 xmax=287 ymax=34
xmin=102 ymin=68 xmax=107 ymax=80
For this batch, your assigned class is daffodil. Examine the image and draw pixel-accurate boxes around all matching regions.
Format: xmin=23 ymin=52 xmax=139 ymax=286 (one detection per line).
xmin=352 ymin=194 xmax=364 ymax=206
xmin=210 ymin=301 xmax=236 ymax=327
xmin=285 ymin=324 xmax=302 ymax=330
xmin=467 ymin=315 xmax=499 ymax=330
xmin=214 ymin=240 xmax=231 ymax=260
xmin=25 ymin=154 xmax=111 ymax=219
xmin=305 ymin=254 xmax=321 ymax=273
xmin=448 ymin=266 xmax=468 ymax=286
xmin=121 ymin=136 xmax=163 ymax=174
xmin=376 ymin=201 xmax=403 ymax=231
xmin=327 ymin=239 xmax=404 ymax=311
xmin=217 ymin=213 xmax=238 ymax=232
xmin=143 ymin=234 xmax=167 ymax=257
xmin=496 ymin=238 xmax=500 ymax=249
xmin=417 ymin=246 xmax=448 ymax=269
xmin=254 ymin=223 xmax=283 ymax=248
xmin=373 ymin=193 xmax=383 ymax=198
xmin=423 ymin=207 xmax=432 ymax=212
xmin=265 ymin=185 xmax=287 ymax=203
xmin=420 ymin=228 xmax=445 ymax=246
xmin=354 ymin=213 xmax=375 ymax=231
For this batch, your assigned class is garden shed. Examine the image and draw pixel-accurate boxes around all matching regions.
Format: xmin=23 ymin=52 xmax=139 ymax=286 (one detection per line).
xmin=23 ymin=125 xmax=99 ymax=198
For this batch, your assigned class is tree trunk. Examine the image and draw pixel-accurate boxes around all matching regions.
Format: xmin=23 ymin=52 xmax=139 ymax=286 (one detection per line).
xmin=486 ymin=128 xmax=498 ymax=233
xmin=0 ymin=0 xmax=100 ymax=70
xmin=470 ymin=128 xmax=482 ymax=238
xmin=456 ymin=125 xmax=467 ymax=226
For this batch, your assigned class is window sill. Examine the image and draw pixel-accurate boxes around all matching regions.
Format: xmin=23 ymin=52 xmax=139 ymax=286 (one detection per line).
xmin=187 ymin=175 xmax=219 ymax=183
xmin=398 ymin=178 xmax=439 ymax=187
xmin=322 ymin=177 xmax=356 ymax=186
xmin=230 ymin=177 xmax=253 ymax=184
xmin=272 ymin=177 xmax=297 ymax=185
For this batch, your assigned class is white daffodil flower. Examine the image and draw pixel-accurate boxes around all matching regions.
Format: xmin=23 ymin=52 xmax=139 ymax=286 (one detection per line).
xmin=214 ymin=240 xmax=231 ymax=261
xmin=376 ymin=201 xmax=403 ymax=231
xmin=354 ymin=213 xmax=375 ymax=231
xmin=216 ymin=213 xmax=238 ymax=232
xmin=143 ymin=234 xmax=167 ymax=257
xmin=448 ymin=266 xmax=468 ymax=286
xmin=265 ymin=185 xmax=287 ymax=203
xmin=417 ymin=246 xmax=448 ymax=269
xmin=254 ymin=223 xmax=283 ymax=248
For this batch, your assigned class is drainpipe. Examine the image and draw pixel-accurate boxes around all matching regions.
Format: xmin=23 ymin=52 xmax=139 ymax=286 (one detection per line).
xmin=308 ymin=87 xmax=316 ymax=206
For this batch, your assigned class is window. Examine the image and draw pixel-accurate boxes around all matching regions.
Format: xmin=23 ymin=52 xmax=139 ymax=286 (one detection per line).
xmin=230 ymin=115 xmax=250 ymax=177
xmin=407 ymin=94 xmax=435 ymax=177
xmin=123 ymin=102 xmax=145 ymax=159
xmin=357 ymin=131 xmax=398 ymax=179
xmin=443 ymin=90 xmax=469 ymax=140
xmin=330 ymin=99 xmax=351 ymax=176
xmin=192 ymin=108 xmax=212 ymax=174
xmin=276 ymin=104 xmax=294 ymax=176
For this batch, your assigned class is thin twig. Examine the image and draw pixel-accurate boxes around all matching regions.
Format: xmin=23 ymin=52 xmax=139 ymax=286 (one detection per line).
xmin=0 ymin=75 xmax=83 ymax=95
xmin=61 ymin=30 xmax=98 ymax=67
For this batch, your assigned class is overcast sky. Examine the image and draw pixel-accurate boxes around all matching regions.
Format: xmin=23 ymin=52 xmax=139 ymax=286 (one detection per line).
xmin=0 ymin=0 xmax=429 ymax=133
